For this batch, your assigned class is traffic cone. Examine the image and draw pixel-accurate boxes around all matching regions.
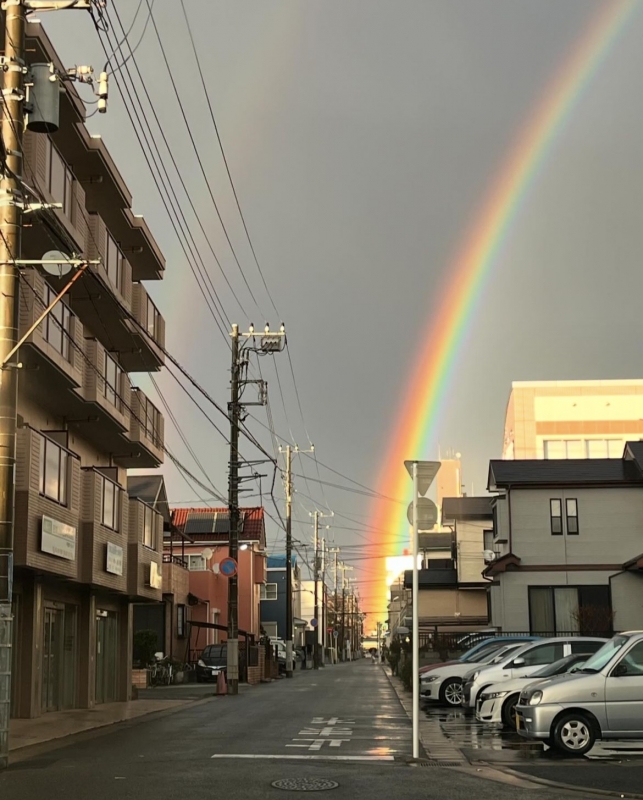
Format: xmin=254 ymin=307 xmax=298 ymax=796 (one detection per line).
xmin=216 ymin=670 xmax=227 ymax=696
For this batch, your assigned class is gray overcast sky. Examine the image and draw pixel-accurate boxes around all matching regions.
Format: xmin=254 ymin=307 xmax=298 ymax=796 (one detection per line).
xmin=43 ymin=0 xmax=643 ymax=604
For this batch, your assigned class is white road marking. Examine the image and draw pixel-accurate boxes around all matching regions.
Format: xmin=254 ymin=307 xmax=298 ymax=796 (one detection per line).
xmin=287 ymin=739 xmax=352 ymax=750
xmin=211 ymin=754 xmax=395 ymax=761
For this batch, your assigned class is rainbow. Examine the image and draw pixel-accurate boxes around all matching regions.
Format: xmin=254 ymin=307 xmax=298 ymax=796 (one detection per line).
xmin=364 ymin=0 xmax=638 ymax=618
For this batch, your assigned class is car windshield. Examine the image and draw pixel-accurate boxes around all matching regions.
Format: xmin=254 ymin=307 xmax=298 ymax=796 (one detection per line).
xmin=578 ymin=636 xmax=631 ymax=673
xmin=459 ymin=641 xmax=497 ymax=662
xmin=531 ymin=655 xmax=584 ymax=678
xmin=484 ymin=644 xmax=521 ymax=664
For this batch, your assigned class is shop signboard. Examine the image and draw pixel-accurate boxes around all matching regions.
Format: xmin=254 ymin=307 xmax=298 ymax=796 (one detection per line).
xmin=106 ymin=543 xmax=123 ymax=576
xmin=41 ymin=515 xmax=76 ymax=561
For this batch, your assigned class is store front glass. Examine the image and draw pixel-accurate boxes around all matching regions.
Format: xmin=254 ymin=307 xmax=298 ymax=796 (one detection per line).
xmin=42 ymin=603 xmax=77 ymax=713
xmin=95 ymin=609 xmax=118 ymax=704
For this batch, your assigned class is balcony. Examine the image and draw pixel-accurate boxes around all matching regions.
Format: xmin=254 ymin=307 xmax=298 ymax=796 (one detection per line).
xmin=418 ymin=531 xmax=453 ymax=552
xmin=117 ymin=389 xmax=164 ymax=469
xmin=131 ymin=283 xmax=165 ymax=370
xmin=78 ymin=339 xmax=131 ymax=454
xmin=18 ymin=270 xmax=88 ymax=418
xmin=128 ymin=498 xmax=163 ymax=601
xmin=404 ymin=567 xmax=458 ymax=589
xmin=79 ymin=468 xmax=128 ymax=593
xmin=13 ymin=426 xmax=82 ymax=582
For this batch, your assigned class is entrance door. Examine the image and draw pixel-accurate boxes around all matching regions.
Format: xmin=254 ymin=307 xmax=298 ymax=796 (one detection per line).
xmin=42 ymin=606 xmax=63 ymax=712
xmin=95 ymin=610 xmax=118 ymax=704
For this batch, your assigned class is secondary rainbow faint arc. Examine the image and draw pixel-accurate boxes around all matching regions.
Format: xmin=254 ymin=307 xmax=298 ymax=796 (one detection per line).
xmin=364 ymin=0 xmax=638 ymax=617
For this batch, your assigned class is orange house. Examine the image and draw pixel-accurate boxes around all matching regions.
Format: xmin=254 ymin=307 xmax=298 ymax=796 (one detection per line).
xmin=167 ymin=508 xmax=267 ymax=659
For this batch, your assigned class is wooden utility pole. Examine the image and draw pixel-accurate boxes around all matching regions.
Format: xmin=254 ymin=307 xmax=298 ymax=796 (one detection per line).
xmin=284 ymin=445 xmax=293 ymax=677
xmin=0 ymin=0 xmax=25 ymax=770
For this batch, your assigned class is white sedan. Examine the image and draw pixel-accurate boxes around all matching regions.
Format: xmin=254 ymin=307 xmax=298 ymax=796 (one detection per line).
xmin=475 ymin=653 xmax=589 ymax=728
xmin=421 ymin=643 xmax=522 ymax=707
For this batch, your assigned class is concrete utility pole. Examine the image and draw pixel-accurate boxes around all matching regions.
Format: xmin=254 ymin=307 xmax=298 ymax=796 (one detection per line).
xmin=328 ymin=546 xmax=339 ymax=663
xmin=284 ymin=445 xmax=293 ymax=677
xmin=0 ymin=0 xmax=25 ymax=771
xmin=227 ymin=324 xmax=241 ymax=694
xmin=313 ymin=511 xmax=319 ymax=669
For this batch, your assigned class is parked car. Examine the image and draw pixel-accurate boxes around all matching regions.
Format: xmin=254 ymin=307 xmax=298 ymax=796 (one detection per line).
xmin=421 ymin=643 xmax=524 ymax=706
xmin=196 ymin=644 xmax=227 ymax=682
xmin=475 ymin=652 xmax=593 ymax=728
xmin=464 ymin=637 xmax=607 ymax=711
xmin=515 ymin=631 xmax=643 ymax=756
xmin=419 ymin=635 xmax=539 ymax=676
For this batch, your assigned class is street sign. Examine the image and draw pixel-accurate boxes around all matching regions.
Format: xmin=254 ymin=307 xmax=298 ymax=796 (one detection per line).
xmin=333 ymin=631 xmax=339 ymax=638
xmin=219 ymin=557 xmax=238 ymax=578
xmin=406 ymin=497 xmax=438 ymax=529
xmin=310 ymin=618 xmax=318 ymax=628
xmin=404 ymin=460 xmax=441 ymax=496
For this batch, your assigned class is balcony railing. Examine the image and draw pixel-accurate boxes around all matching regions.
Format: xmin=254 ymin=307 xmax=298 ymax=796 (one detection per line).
xmin=163 ymin=553 xmax=188 ymax=568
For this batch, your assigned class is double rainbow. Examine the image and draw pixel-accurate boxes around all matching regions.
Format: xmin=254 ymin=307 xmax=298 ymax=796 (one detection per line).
xmin=364 ymin=0 xmax=638 ymax=617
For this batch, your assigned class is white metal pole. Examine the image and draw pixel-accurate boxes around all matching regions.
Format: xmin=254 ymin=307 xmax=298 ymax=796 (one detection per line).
xmin=412 ymin=462 xmax=420 ymax=759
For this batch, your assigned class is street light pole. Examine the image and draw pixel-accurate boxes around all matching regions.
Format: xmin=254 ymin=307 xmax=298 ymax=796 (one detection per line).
xmin=411 ymin=462 xmax=419 ymax=759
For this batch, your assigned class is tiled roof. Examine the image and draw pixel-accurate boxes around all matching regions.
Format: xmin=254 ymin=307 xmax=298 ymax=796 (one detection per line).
xmin=442 ymin=496 xmax=493 ymax=521
xmin=171 ymin=507 xmax=265 ymax=542
xmin=488 ymin=459 xmax=643 ymax=490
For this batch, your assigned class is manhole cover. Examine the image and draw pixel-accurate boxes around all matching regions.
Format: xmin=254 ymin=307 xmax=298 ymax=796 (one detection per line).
xmin=271 ymin=778 xmax=339 ymax=791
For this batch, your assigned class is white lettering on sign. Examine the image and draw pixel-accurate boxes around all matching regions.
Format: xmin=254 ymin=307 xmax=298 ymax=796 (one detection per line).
xmin=287 ymin=717 xmax=356 ymax=751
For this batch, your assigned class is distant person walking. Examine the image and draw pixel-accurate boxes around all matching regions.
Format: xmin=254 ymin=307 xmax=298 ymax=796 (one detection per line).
xmin=388 ymin=637 xmax=401 ymax=676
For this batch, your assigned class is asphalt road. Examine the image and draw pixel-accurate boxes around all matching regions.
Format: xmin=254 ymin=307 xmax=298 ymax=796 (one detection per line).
xmin=0 ymin=661 xmax=615 ymax=800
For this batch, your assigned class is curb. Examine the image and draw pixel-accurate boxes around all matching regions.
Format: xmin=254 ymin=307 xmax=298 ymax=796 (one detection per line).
xmin=487 ymin=764 xmax=643 ymax=800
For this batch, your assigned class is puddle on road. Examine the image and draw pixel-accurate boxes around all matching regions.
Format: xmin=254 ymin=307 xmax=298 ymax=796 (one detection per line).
xmin=424 ymin=705 xmax=643 ymax=763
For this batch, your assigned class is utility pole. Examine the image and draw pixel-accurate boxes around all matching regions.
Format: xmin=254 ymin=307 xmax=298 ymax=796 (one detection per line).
xmin=0 ymin=0 xmax=25 ymax=771
xmin=313 ymin=511 xmax=319 ymax=669
xmin=227 ymin=324 xmax=241 ymax=695
xmin=328 ymin=546 xmax=339 ymax=663
xmin=227 ymin=323 xmax=285 ymax=694
xmin=284 ymin=445 xmax=293 ymax=677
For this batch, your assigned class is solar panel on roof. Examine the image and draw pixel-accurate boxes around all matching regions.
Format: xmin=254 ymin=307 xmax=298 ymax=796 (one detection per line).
xmin=213 ymin=512 xmax=230 ymax=534
xmin=184 ymin=513 xmax=216 ymax=534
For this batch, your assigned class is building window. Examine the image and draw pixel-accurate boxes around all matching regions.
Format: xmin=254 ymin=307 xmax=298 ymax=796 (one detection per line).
xmin=550 ymin=499 xmax=563 ymax=535
xmin=105 ymin=230 xmax=123 ymax=292
xmin=529 ymin=585 xmax=612 ymax=635
xmin=261 ymin=583 xmax=278 ymax=601
xmin=100 ymin=475 xmax=120 ymax=531
xmin=44 ymin=139 xmax=73 ymax=216
xmin=38 ymin=434 xmax=68 ymax=505
xmin=177 ymin=604 xmax=186 ymax=638
xmin=544 ymin=440 xmax=583 ymax=459
xmin=43 ymin=282 xmax=72 ymax=361
xmin=140 ymin=393 xmax=161 ymax=446
xmin=188 ymin=554 xmax=206 ymax=571
xmin=143 ymin=503 xmax=156 ymax=549
xmin=147 ymin=295 xmax=160 ymax=339
xmin=585 ymin=439 xmax=625 ymax=459
xmin=262 ymin=622 xmax=278 ymax=639
xmin=566 ymin=498 xmax=579 ymax=535
xmin=103 ymin=352 xmax=122 ymax=409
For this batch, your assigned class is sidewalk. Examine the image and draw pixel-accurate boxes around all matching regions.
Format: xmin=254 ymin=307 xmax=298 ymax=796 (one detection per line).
xmin=383 ymin=666 xmax=465 ymax=765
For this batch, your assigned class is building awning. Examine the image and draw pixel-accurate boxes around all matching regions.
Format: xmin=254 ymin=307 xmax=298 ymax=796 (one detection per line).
xmin=294 ymin=617 xmax=307 ymax=627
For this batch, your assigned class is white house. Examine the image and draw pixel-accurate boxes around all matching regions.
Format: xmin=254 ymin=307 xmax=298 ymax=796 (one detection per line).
xmin=485 ymin=442 xmax=643 ymax=634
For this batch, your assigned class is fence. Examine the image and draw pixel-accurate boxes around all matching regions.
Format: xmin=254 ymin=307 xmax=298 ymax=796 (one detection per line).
xmin=415 ymin=630 xmax=612 ymax=664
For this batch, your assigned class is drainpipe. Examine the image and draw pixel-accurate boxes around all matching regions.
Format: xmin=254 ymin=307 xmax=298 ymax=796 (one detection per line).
xmin=507 ymin=487 xmax=513 ymax=553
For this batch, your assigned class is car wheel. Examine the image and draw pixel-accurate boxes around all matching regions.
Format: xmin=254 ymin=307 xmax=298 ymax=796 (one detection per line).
xmin=501 ymin=694 xmax=520 ymax=729
xmin=440 ymin=678 xmax=464 ymax=707
xmin=552 ymin=712 xmax=596 ymax=756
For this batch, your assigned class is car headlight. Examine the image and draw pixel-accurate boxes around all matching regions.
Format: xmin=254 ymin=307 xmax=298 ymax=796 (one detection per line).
xmin=472 ymin=671 xmax=480 ymax=681
xmin=529 ymin=691 xmax=543 ymax=706
xmin=485 ymin=690 xmax=508 ymax=700
xmin=422 ymin=675 xmax=440 ymax=683
xmin=197 ymin=659 xmax=206 ymax=667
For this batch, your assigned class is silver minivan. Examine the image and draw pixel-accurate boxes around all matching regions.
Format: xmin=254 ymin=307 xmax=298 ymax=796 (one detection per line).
xmin=515 ymin=631 xmax=643 ymax=755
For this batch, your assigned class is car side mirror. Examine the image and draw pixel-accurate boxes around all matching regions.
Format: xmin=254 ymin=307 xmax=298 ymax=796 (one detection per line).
xmin=613 ymin=662 xmax=628 ymax=678
xmin=512 ymin=657 xmax=526 ymax=667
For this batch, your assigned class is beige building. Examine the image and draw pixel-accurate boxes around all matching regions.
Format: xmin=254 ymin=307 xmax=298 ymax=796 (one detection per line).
xmin=11 ymin=23 xmax=166 ymax=719
xmin=503 ymin=380 xmax=643 ymax=460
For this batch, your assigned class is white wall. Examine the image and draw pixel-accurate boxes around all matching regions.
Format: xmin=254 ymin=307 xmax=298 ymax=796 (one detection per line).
xmin=610 ymin=572 xmax=643 ymax=632
xmin=456 ymin=519 xmax=487 ymax=583
xmin=492 ymin=569 xmax=619 ymax=631
xmin=509 ymin=487 xmax=643 ymax=566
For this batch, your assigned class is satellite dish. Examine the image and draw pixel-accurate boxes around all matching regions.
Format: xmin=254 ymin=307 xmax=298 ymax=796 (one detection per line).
xmin=483 ymin=550 xmax=496 ymax=562
xmin=212 ymin=563 xmax=220 ymax=575
xmin=42 ymin=250 xmax=72 ymax=277
xmin=202 ymin=547 xmax=213 ymax=560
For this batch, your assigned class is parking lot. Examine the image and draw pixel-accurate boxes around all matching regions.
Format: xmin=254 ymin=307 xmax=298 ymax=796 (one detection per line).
xmin=424 ymin=702 xmax=643 ymax=766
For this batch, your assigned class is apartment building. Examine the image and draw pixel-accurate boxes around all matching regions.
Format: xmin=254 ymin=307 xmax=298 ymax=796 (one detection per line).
xmin=485 ymin=444 xmax=643 ymax=634
xmin=502 ymin=380 xmax=643 ymax=460
xmin=10 ymin=23 xmax=166 ymax=719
